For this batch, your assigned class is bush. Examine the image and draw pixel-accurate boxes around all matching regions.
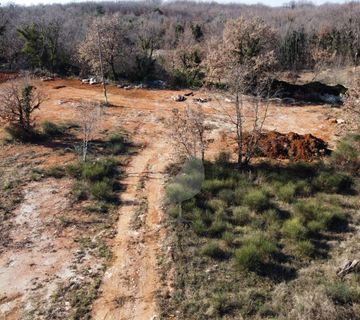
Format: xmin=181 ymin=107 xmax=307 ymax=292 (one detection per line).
xmin=282 ymin=217 xmax=308 ymax=240
xmin=243 ymin=189 xmax=271 ymax=212
xmin=89 ymin=179 xmax=116 ymax=202
xmin=207 ymin=198 xmax=226 ymax=212
xmin=81 ymin=158 xmax=118 ymax=182
xmin=235 ymin=244 xmax=262 ymax=271
xmin=235 ymin=234 xmax=277 ymax=271
xmin=41 ymin=121 xmax=66 ymax=137
xmin=208 ymin=219 xmax=227 ymax=237
xmin=232 ymin=206 xmax=251 ymax=226
xmin=106 ymin=133 xmax=127 ymax=155
xmin=5 ymin=125 xmax=39 ymax=142
xmin=331 ymin=134 xmax=360 ymax=175
xmin=313 ymin=172 xmax=353 ymax=194
xmin=45 ymin=166 xmax=66 ymax=178
xmin=296 ymin=240 xmax=315 ymax=257
xmin=325 ymin=282 xmax=360 ymax=305
xmin=276 ymin=182 xmax=296 ymax=203
xmin=202 ymin=242 xmax=229 ymax=260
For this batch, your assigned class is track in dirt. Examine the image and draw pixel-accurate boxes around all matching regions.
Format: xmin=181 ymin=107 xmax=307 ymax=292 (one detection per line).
xmin=92 ymin=136 xmax=170 ymax=320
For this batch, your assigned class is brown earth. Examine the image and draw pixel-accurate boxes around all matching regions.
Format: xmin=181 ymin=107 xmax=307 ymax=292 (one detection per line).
xmin=0 ymin=75 xmax=342 ymax=319
xmin=251 ymin=131 xmax=329 ymax=161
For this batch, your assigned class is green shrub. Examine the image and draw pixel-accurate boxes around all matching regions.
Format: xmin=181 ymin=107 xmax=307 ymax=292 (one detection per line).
xmin=325 ymin=282 xmax=360 ymax=305
xmin=42 ymin=121 xmax=66 ymax=137
xmin=276 ymin=182 xmax=296 ymax=203
xmin=235 ymin=244 xmax=262 ymax=271
xmin=207 ymin=198 xmax=226 ymax=212
xmin=208 ymin=219 xmax=227 ymax=238
xmin=295 ymin=180 xmax=313 ymax=197
xmin=296 ymin=240 xmax=315 ymax=257
xmin=331 ymin=134 xmax=360 ymax=175
xmin=243 ymin=189 xmax=271 ymax=212
xmin=232 ymin=206 xmax=251 ymax=226
xmin=313 ymin=172 xmax=353 ymax=194
xmin=235 ymin=234 xmax=277 ymax=271
xmin=202 ymin=242 xmax=229 ymax=260
xmin=89 ymin=179 xmax=116 ymax=202
xmin=282 ymin=217 xmax=308 ymax=240
xmin=218 ymin=189 xmax=235 ymax=204
xmin=81 ymin=158 xmax=118 ymax=182
xmin=106 ymin=133 xmax=127 ymax=155
xmin=192 ymin=218 xmax=207 ymax=236
xmin=202 ymin=179 xmax=236 ymax=194
xmin=222 ymin=231 xmax=235 ymax=246
xmin=45 ymin=166 xmax=66 ymax=178
xmin=71 ymin=182 xmax=88 ymax=201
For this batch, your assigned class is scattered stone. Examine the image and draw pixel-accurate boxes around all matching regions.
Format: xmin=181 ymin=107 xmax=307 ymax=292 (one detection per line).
xmin=40 ymin=76 xmax=54 ymax=82
xmin=336 ymin=259 xmax=359 ymax=278
xmin=184 ymin=91 xmax=194 ymax=96
xmin=193 ymin=97 xmax=209 ymax=103
xmin=172 ymin=95 xmax=186 ymax=102
xmin=336 ymin=118 xmax=345 ymax=124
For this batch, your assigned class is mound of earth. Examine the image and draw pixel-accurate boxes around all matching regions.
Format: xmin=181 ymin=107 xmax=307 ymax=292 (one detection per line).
xmin=252 ymin=131 xmax=330 ymax=161
xmin=270 ymin=80 xmax=347 ymax=105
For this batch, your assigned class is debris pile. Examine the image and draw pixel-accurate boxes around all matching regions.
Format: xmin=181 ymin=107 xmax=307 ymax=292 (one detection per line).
xmin=251 ymin=131 xmax=329 ymax=160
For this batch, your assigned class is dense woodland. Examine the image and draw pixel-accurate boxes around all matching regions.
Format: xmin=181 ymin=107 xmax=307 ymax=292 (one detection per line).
xmin=0 ymin=0 xmax=360 ymax=86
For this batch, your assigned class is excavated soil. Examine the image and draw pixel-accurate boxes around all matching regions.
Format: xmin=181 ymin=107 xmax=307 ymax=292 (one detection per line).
xmin=251 ymin=131 xmax=330 ymax=161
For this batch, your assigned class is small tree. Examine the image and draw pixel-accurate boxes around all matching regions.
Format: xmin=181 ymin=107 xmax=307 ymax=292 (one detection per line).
xmin=0 ymin=79 xmax=43 ymax=134
xmin=206 ymin=17 xmax=277 ymax=168
xmin=168 ymin=104 xmax=207 ymax=161
xmin=75 ymin=100 xmax=101 ymax=162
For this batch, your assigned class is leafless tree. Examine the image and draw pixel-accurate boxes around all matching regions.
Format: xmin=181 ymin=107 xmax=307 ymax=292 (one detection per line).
xmin=168 ymin=104 xmax=207 ymax=161
xmin=206 ymin=17 xmax=277 ymax=167
xmin=75 ymin=100 xmax=102 ymax=162
xmin=0 ymin=78 xmax=44 ymax=132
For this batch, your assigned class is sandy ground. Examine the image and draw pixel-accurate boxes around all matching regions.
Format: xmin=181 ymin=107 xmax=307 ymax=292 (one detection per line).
xmin=0 ymin=77 xmax=342 ymax=319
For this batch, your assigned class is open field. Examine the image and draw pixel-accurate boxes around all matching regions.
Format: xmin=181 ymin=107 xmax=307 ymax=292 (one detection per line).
xmin=0 ymin=76 xmax=357 ymax=319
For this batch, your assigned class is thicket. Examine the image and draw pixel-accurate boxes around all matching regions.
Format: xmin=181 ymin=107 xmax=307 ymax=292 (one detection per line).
xmin=0 ymin=1 xmax=359 ymax=85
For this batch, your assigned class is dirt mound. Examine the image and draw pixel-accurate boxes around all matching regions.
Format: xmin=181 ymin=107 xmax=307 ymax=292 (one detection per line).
xmin=270 ymin=80 xmax=347 ymax=105
xmin=253 ymin=131 xmax=329 ymax=161
xmin=0 ymin=72 xmax=18 ymax=84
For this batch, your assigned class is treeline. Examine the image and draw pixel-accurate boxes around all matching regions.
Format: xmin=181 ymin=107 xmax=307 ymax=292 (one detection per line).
xmin=0 ymin=0 xmax=359 ymax=85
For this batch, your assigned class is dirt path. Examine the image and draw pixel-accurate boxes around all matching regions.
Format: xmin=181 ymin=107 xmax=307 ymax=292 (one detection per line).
xmin=92 ymin=135 xmax=170 ymax=320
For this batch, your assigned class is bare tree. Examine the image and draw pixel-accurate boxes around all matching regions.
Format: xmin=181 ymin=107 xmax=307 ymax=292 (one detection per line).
xmin=206 ymin=17 xmax=277 ymax=167
xmin=168 ymin=104 xmax=207 ymax=161
xmin=0 ymin=78 xmax=44 ymax=133
xmin=75 ymin=100 xmax=101 ymax=162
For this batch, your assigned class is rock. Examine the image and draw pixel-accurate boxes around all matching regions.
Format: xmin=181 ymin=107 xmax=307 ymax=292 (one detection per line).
xmin=193 ymin=97 xmax=209 ymax=103
xmin=172 ymin=95 xmax=186 ymax=102
xmin=40 ymin=76 xmax=54 ymax=82
xmin=81 ymin=79 xmax=90 ymax=84
xmin=184 ymin=91 xmax=194 ymax=96
xmin=89 ymin=77 xmax=99 ymax=85
xmin=336 ymin=118 xmax=345 ymax=124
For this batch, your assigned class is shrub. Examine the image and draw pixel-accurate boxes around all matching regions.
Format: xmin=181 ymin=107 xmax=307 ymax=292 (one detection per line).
xmin=276 ymin=182 xmax=296 ymax=203
xmin=296 ymin=240 xmax=315 ymax=257
xmin=202 ymin=242 xmax=229 ymax=260
xmin=222 ymin=231 xmax=235 ymax=246
xmin=42 ymin=121 xmax=66 ymax=137
xmin=81 ymin=158 xmax=118 ymax=182
xmin=243 ymin=189 xmax=271 ymax=212
xmin=282 ymin=217 xmax=308 ymax=240
xmin=235 ymin=234 xmax=277 ymax=271
xmin=89 ymin=179 xmax=116 ymax=202
xmin=313 ymin=172 xmax=353 ymax=194
xmin=207 ymin=198 xmax=226 ymax=212
xmin=192 ymin=218 xmax=207 ymax=236
xmin=235 ymin=244 xmax=262 ymax=271
xmin=208 ymin=219 xmax=227 ymax=237
xmin=331 ymin=134 xmax=360 ymax=175
xmin=45 ymin=166 xmax=66 ymax=178
xmin=211 ymin=293 xmax=239 ymax=316
xmin=325 ymin=282 xmax=360 ymax=305
xmin=106 ymin=133 xmax=127 ymax=155
xmin=5 ymin=124 xmax=39 ymax=142
xmin=294 ymin=179 xmax=313 ymax=197
xmin=232 ymin=206 xmax=251 ymax=226
xmin=202 ymin=179 xmax=236 ymax=194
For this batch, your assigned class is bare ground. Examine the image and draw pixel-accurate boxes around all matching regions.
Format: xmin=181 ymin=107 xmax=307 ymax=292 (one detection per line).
xmin=0 ymin=77 xmax=345 ymax=319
